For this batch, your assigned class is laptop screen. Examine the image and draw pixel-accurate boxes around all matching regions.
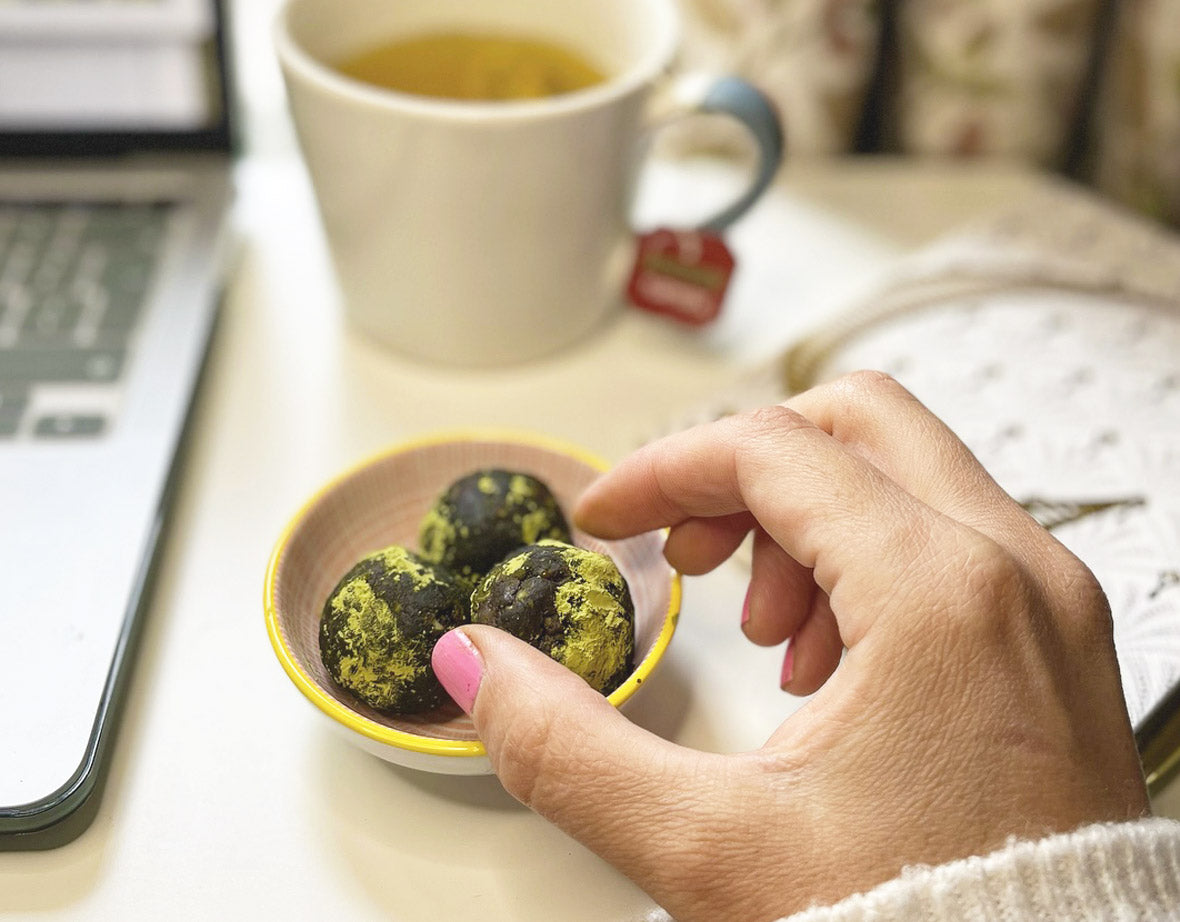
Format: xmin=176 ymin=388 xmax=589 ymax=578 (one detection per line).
xmin=0 ymin=0 xmax=233 ymax=156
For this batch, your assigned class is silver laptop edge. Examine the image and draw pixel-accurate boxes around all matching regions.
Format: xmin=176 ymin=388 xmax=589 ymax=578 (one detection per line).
xmin=0 ymin=0 xmax=235 ymax=843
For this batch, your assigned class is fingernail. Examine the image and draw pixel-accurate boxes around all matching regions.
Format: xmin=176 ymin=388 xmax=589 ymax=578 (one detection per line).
xmin=432 ymin=629 xmax=484 ymax=713
xmin=741 ymin=587 xmax=751 ymax=629
xmin=779 ymin=639 xmax=795 ymax=690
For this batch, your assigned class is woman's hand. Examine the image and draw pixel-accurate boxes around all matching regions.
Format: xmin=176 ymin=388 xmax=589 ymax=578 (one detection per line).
xmin=431 ymin=372 xmax=1150 ymax=922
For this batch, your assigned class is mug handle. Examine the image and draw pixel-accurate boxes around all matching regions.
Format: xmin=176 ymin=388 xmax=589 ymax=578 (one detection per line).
xmin=649 ymin=74 xmax=785 ymax=232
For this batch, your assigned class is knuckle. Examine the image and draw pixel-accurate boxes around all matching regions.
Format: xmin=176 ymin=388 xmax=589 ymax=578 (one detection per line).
xmin=485 ymin=701 xmax=602 ymax=823
xmin=741 ymin=402 xmax=809 ymax=437
xmin=731 ymin=403 xmax=819 ymax=490
xmin=484 ymin=708 xmax=555 ymax=808
xmin=831 ymin=369 xmax=911 ymax=404
xmin=736 ymin=403 xmax=820 ymax=457
xmin=951 ymin=531 xmax=1114 ymax=653
xmin=959 ymin=533 xmax=1027 ymax=609
xmin=946 ymin=531 xmax=1042 ymax=641
xmin=1049 ymin=551 xmax=1115 ymax=644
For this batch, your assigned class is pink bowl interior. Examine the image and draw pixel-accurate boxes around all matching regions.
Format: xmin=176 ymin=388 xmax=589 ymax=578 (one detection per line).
xmin=270 ymin=436 xmax=676 ymax=743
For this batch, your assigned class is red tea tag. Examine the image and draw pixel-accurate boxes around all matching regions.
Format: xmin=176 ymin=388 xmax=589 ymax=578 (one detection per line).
xmin=625 ymin=228 xmax=735 ymax=326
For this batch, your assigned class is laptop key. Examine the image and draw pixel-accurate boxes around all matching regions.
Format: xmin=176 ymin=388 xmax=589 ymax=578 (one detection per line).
xmin=32 ymin=413 xmax=107 ymax=439
xmin=102 ymin=254 xmax=156 ymax=295
xmin=0 ymin=346 xmax=125 ymax=383
xmin=99 ymin=289 xmax=148 ymax=332
xmin=19 ymin=290 xmax=85 ymax=344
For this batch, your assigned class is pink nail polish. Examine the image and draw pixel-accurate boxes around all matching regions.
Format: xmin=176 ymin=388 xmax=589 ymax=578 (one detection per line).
xmin=432 ymin=629 xmax=483 ymax=713
xmin=780 ymin=640 xmax=795 ymax=690
xmin=741 ymin=588 xmax=751 ymax=628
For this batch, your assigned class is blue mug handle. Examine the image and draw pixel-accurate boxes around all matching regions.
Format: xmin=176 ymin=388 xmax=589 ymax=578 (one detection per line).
xmin=649 ymin=74 xmax=785 ymax=233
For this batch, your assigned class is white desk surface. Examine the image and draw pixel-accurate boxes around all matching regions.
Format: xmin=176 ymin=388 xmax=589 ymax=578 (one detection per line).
xmin=2 ymin=5 xmax=1176 ymax=914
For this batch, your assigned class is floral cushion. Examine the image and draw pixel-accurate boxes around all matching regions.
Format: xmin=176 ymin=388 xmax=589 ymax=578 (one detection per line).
xmin=674 ymin=0 xmax=881 ymax=156
xmin=890 ymin=0 xmax=1101 ymax=164
xmin=673 ymin=0 xmax=1180 ymax=228
xmin=1091 ymin=0 xmax=1180 ymax=227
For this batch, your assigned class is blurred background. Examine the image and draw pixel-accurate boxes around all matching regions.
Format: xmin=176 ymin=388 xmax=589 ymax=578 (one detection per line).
xmin=226 ymin=0 xmax=1180 ymax=229
xmin=670 ymin=0 xmax=1180 ymax=230
xmin=7 ymin=0 xmax=1175 ymax=228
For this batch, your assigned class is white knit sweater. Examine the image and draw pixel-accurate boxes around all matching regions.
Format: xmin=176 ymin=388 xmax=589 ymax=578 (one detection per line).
xmin=781 ymin=818 xmax=1180 ymax=921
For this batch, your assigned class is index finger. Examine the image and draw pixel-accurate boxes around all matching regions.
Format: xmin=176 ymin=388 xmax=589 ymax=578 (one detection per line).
xmin=575 ymin=404 xmax=963 ymax=646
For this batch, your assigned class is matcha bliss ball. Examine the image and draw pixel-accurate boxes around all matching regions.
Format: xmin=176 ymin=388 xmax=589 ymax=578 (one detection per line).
xmin=320 ymin=469 xmax=634 ymax=716
xmin=319 ymin=545 xmax=468 ymax=714
xmin=418 ymin=468 xmax=572 ymax=592
xmin=470 ymin=539 xmax=635 ymax=695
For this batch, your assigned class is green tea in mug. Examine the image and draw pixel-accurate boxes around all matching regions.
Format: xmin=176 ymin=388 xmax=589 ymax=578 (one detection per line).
xmin=335 ymin=32 xmax=607 ymax=101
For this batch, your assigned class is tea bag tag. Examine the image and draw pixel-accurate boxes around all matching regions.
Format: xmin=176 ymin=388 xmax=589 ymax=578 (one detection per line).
xmin=625 ymin=227 xmax=735 ymax=326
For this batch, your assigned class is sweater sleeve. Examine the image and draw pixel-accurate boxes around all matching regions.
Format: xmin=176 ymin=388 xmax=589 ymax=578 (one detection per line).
xmin=780 ymin=818 xmax=1180 ymax=922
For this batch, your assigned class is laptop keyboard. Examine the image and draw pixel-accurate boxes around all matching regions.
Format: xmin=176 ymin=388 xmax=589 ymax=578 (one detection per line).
xmin=0 ymin=201 xmax=171 ymax=439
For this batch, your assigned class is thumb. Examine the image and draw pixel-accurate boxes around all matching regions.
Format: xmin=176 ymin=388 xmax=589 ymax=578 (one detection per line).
xmin=431 ymin=625 xmax=729 ymax=884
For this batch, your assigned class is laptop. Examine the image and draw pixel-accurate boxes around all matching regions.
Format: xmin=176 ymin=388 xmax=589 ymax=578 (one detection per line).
xmin=0 ymin=0 xmax=234 ymax=845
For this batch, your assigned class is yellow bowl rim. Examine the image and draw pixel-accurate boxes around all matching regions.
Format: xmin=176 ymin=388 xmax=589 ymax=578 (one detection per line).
xmin=263 ymin=427 xmax=683 ymax=760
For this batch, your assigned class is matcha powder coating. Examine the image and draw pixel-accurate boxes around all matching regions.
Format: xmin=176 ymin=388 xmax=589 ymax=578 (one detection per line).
xmin=418 ymin=469 xmax=572 ymax=590
xmin=470 ymin=540 xmax=635 ymax=694
xmin=319 ymin=545 xmax=468 ymax=714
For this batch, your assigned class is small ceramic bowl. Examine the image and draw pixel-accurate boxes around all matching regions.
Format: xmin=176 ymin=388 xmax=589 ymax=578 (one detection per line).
xmin=264 ymin=430 xmax=681 ymax=775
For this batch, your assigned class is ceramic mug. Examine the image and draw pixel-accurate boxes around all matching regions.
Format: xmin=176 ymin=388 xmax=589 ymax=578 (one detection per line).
xmin=275 ymin=0 xmax=783 ymax=366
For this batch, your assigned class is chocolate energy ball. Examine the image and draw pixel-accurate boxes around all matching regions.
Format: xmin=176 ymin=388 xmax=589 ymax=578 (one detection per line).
xmin=471 ymin=539 xmax=635 ymax=695
xmin=418 ymin=469 xmax=572 ymax=592
xmin=320 ymin=545 xmax=468 ymax=714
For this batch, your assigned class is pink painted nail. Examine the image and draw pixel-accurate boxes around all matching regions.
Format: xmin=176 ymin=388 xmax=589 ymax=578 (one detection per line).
xmin=432 ymin=629 xmax=484 ymax=713
xmin=741 ymin=587 xmax=751 ymax=629
xmin=780 ymin=639 xmax=795 ymax=690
